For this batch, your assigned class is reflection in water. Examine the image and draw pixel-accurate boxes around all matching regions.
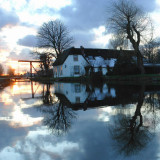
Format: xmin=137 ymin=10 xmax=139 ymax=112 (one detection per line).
xmin=1 ymin=81 xmax=160 ymax=159
xmin=109 ymin=85 xmax=152 ymax=156
xmin=47 ymin=82 xmax=160 ymax=156
xmin=42 ymin=83 xmax=54 ymax=105
xmin=38 ymin=103 xmax=77 ymax=135
xmin=108 ymin=85 xmax=160 ymax=156
xmin=37 ymin=83 xmax=77 ymax=135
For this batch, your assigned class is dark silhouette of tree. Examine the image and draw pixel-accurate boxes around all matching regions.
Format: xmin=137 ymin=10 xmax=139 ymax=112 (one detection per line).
xmin=39 ymin=53 xmax=53 ymax=76
xmin=31 ymin=50 xmax=53 ymax=77
xmin=108 ymin=34 xmax=128 ymax=50
xmin=36 ymin=84 xmax=76 ymax=135
xmin=42 ymin=84 xmax=54 ymax=105
xmin=143 ymin=89 xmax=160 ymax=129
xmin=37 ymin=19 xmax=73 ymax=58
xmin=106 ymin=0 xmax=153 ymax=74
xmin=38 ymin=99 xmax=76 ymax=135
xmin=112 ymin=51 xmax=139 ymax=75
xmin=41 ymin=102 xmax=76 ymax=135
xmin=109 ymin=85 xmax=152 ymax=156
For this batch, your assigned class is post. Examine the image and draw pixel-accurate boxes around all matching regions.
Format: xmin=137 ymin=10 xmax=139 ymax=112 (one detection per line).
xmin=31 ymin=80 xmax=34 ymax=98
xmin=30 ymin=62 xmax=32 ymax=79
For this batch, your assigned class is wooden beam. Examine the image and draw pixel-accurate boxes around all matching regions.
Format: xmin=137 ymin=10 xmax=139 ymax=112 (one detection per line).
xmin=18 ymin=60 xmax=43 ymax=62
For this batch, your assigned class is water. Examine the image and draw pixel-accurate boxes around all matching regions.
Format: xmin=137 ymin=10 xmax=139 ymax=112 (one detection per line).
xmin=0 ymin=81 xmax=160 ymax=160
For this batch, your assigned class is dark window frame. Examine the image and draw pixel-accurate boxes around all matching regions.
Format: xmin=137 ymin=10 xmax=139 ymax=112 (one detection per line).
xmin=73 ymin=55 xmax=78 ymax=61
xmin=74 ymin=65 xmax=80 ymax=74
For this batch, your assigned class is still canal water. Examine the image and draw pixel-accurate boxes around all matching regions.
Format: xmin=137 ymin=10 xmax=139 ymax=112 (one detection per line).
xmin=0 ymin=81 xmax=160 ymax=160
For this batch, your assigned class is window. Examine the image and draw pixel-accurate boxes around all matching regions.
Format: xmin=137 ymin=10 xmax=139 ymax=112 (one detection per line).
xmin=75 ymin=84 xmax=81 ymax=93
xmin=75 ymin=97 xmax=80 ymax=103
xmin=73 ymin=55 xmax=78 ymax=61
xmin=74 ymin=66 xmax=80 ymax=74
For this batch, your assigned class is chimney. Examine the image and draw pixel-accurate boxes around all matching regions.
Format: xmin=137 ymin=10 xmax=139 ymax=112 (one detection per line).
xmin=80 ymin=46 xmax=85 ymax=55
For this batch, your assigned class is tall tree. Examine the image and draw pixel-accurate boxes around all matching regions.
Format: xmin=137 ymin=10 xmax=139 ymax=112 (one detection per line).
xmin=33 ymin=51 xmax=53 ymax=76
xmin=106 ymin=0 xmax=152 ymax=74
xmin=37 ymin=20 xmax=73 ymax=58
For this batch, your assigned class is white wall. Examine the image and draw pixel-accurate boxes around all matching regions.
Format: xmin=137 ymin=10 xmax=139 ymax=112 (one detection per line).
xmin=53 ymin=55 xmax=89 ymax=78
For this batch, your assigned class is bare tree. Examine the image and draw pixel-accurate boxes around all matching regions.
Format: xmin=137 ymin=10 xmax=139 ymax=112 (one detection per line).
xmin=106 ymin=0 xmax=153 ymax=74
xmin=37 ymin=20 xmax=73 ymax=58
xmin=108 ymin=34 xmax=128 ymax=50
xmin=141 ymin=38 xmax=160 ymax=63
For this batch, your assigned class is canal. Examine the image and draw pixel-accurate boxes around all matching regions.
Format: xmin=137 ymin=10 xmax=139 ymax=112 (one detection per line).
xmin=0 ymin=81 xmax=160 ymax=160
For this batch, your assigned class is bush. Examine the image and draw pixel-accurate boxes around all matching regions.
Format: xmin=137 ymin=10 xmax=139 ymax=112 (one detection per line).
xmin=110 ymin=53 xmax=140 ymax=75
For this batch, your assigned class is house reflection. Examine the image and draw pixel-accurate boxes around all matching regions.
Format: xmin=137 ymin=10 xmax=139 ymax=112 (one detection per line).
xmin=54 ymin=82 xmax=153 ymax=110
xmin=54 ymin=82 xmax=120 ymax=110
xmin=37 ymin=82 xmax=160 ymax=155
xmin=54 ymin=82 xmax=88 ymax=104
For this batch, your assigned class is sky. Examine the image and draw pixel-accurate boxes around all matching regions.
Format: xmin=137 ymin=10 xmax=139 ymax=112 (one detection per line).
xmin=0 ymin=0 xmax=160 ymax=73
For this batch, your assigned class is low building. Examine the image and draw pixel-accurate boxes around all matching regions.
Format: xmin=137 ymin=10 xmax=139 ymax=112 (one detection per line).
xmin=53 ymin=46 xmax=134 ymax=78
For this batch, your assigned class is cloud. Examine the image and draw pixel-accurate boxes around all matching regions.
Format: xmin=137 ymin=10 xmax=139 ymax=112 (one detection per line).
xmin=17 ymin=35 xmax=38 ymax=47
xmin=9 ymin=48 xmax=33 ymax=61
xmin=0 ymin=8 xmax=19 ymax=29
xmin=58 ymin=0 xmax=108 ymax=47
xmin=60 ymin=0 xmax=156 ymax=32
xmin=27 ymin=0 xmax=72 ymax=11
xmin=72 ymin=30 xmax=95 ymax=48
xmin=0 ymin=121 xmax=27 ymax=151
xmin=58 ymin=0 xmax=158 ymax=48
xmin=60 ymin=0 xmax=107 ymax=31
xmin=0 ymin=37 xmax=9 ymax=51
xmin=135 ymin=0 xmax=157 ymax=12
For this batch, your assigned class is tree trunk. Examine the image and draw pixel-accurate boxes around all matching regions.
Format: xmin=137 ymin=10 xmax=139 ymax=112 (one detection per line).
xmin=136 ymin=49 xmax=145 ymax=74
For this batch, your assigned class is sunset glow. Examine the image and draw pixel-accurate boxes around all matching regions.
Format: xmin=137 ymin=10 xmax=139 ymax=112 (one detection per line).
xmin=8 ymin=60 xmax=18 ymax=69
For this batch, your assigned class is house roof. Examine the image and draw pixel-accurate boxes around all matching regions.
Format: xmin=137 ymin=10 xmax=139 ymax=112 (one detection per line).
xmin=53 ymin=47 xmax=135 ymax=66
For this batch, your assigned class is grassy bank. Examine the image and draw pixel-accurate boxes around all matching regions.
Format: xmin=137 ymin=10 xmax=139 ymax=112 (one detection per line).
xmin=31 ymin=74 xmax=160 ymax=85
xmin=104 ymin=74 xmax=160 ymax=85
xmin=0 ymin=77 xmax=12 ymax=88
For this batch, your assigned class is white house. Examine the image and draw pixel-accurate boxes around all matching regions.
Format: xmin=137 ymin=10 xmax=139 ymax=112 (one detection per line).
xmin=53 ymin=46 xmax=134 ymax=78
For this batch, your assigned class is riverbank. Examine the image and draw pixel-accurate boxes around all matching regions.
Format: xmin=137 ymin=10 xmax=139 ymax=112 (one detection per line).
xmin=32 ymin=74 xmax=160 ymax=85
xmin=104 ymin=74 xmax=160 ymax=85
xmin=0 ymin=77 xmax=12 ymax=88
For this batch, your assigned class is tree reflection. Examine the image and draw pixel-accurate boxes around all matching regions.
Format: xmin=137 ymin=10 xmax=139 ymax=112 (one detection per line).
xmin=143 ymin=91 xmax=160 ymax=130
xmin=38 ymin=84 xmax=77 ymax=135
xmin=42 ymin=83 xmax=54 ymax=105
xmin=41 ymin=102 xmax=76 ymax=135
xmin=109 ymin=85 xmax=152 ymax=156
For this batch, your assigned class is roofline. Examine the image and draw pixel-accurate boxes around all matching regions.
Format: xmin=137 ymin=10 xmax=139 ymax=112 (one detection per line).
xmin=53 ymin=47 xmax=135 ymax=66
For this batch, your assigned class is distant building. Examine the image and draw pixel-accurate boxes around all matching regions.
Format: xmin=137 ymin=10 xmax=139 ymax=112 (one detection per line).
xmin=53 ymin=46 xmax=135 ymax=78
